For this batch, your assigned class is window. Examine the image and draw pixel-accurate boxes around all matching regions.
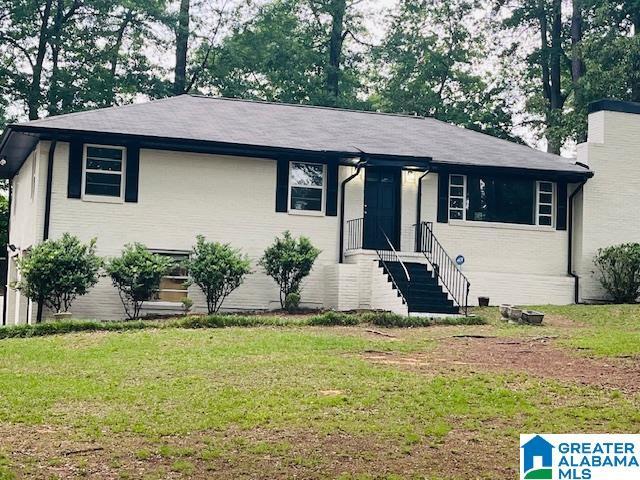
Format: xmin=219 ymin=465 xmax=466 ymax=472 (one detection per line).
xmin=289 ymin=162 xmax=325 ymax=212
xmin=449 ymin=174 xmax=554 ymax=226
xmin=154 ymin=253 xmax=189 ymax=303
xmin=536 ymin=181 xmax=555 ymax=226
xmin=83 ymin=145 xmax=125 ymax=198
xmin=448 ymin=174 xmax=466 ymax=220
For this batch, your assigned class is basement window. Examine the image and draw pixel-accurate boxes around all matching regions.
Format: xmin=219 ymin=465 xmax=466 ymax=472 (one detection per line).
xmin=289 ymin=162 xmax=325 ymax=212
xmin=153 ymin=252 xmax=189 ymax=303
xmin=83 ymin=145 xmax=125 ymax=199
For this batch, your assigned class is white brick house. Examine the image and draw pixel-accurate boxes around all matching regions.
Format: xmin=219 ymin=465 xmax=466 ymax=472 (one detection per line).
xmin=0 ymin=96 xmax=635 ymax=324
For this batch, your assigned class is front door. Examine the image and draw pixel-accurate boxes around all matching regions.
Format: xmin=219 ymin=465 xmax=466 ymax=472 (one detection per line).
xmin=363 ymin=167 xmax=401 ymax=250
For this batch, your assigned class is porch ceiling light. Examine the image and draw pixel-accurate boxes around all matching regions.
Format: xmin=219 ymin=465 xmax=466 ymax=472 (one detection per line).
xmin=0 ymin=157 xmax=6 ymax=166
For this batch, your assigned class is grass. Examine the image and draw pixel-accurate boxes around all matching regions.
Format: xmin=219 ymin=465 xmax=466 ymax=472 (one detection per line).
xmin=0 ymin=310 xmax=486 ymax=340
xmin=477 ymin=304 xmax=640 ymax=357
xmin=0 ymin=305 xmax=638 ymax=478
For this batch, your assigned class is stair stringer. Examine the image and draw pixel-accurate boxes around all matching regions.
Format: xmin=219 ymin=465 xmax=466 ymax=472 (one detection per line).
xmin=369 ymin=261 xmax=409 ymax=316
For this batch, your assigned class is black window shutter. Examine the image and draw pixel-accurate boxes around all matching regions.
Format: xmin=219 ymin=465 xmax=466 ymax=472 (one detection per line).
xmin=325 ymin=159 xmax=339 ymax=216
xmin=556 ymin=181 xmax=568 ymax=230
xmin=275 ymin=158 xmax=289 ymax=212
xmin=437 ymin=171 xmax=449 ymax=223
xmin=125 ymin=144 xmax=140 ymax=203
xmin=67 ymin=141 xmax=83 ymax=199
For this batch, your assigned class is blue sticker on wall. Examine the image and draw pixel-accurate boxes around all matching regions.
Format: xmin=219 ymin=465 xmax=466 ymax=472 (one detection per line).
xmin=455 ymin=255 xmax=465 ymax=266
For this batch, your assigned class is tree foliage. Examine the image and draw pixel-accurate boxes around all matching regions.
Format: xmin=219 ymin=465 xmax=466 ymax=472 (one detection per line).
xmin=185 ymin=235 xmax=251 ymax=314
xmin=374 ymin=0 xmax=517 ymax=141
xmin=13 ymin=233 xmax=102 ymax=313
xmin=259 ymin=231 xmax=320 ymax=309
xmin=594 ymin=243 xmax=640 ymax=303
xmin=106 ymin=243 xmax=172 ymax=320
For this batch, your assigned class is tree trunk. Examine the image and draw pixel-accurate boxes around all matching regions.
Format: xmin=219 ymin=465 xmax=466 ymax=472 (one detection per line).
xmin=631 ymin=10 xmax=640 ymax=102
xmin=570 ymin=0 xmax=585 ymax=86
xmin=545 ymin=0 xmax=564 ymax=154
xmin=327 ymin=0 xmax=346 ymax=104
xmin=108 ymin=12 xmax=133 ymax=105
xmin=174 ymin=0 xmax=190 ymax=95
xmin=28 ymin=0 xmax=53 ymax=120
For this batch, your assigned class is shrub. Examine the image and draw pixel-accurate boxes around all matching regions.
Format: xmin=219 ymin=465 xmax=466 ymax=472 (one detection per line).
xmin=284 ymin=292 xmax=301 ymax=313
xmin=309 ymin=311 xmax=361 ymax=326
xmin=185 ymin=236 xmax=252 ymax=314
xmin=106 ymin=243 xmax=173 ymax=319
xmin=594 ymin=243 xmax=640 ymax=303
xmin=180 ymin=297 xmax=193 ymax=315
xmin=13 ymin=233 xmax=102 ymax=313
xmin=259 ymin=231 xmax=321 ymax=308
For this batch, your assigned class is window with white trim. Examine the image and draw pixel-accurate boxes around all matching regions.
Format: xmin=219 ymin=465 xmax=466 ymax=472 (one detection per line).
xmin=83 ymin=145 xmax=125 ymax=198
xmin=289 ymin=162 xmax=325 ymax=212
xmin=536 ymin=181 xmax=555 ymax=226
xmin=153 ymin=253 xmax=189 ymax=303
xmin=448 ymin=174 xmax=466 ymax=220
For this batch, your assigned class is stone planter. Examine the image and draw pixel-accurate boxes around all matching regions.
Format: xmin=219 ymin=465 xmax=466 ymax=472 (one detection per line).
xmin=521 ymin=310 xmax=544 ymax=325
xmin=52 ymin=312 xmax=72 ymax=322
xmin=499 ymin=304 xmax=513 ymax=320
xmin=478 ymin=296 xmax=490 ymax=307
xmin=509 ymin=307 xmax=523 ymax=321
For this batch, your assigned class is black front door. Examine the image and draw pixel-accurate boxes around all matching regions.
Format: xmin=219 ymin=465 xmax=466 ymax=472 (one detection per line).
xmin=363 ymin=167 xmax=401 ymax=250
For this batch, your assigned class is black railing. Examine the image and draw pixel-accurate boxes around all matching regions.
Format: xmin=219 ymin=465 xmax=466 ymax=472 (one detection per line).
xmin=417 ymin=222 xmax=470 ymax=315
xmin=375 ymin=227 xmax=410 ymax=306
xmin=346 ymin=218 xmax=364 ymax=251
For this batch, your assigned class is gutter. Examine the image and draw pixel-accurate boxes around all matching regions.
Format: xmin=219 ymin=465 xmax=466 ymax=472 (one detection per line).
xmin=2 ymin=181 xmax=12 ymax=326
xmin=414 ymin=170 xmax=430 ymax=251
xmin=339 ymin=160 xmax=366 ymax=263
xmin=568 ymin=180 xmax=587 ymax=304
xmin=36 ymin=141 xmax=57 ymax=323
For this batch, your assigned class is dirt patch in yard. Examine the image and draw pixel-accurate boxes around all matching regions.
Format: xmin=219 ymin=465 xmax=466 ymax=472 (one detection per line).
xmin=365 ymin=335 xmax=640 ymax=393
xmin=0 ymin=422 xmax=516 ymax=479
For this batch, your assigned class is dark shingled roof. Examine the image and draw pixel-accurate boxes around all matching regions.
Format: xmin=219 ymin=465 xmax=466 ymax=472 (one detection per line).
xmin=4 ymin=94 xmax=591 ymax=176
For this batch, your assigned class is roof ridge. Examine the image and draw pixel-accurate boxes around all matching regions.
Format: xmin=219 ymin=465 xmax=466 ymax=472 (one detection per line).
xmin=187 ymin=94 xmax=427 ymax=120
xmin=23 ymin=95 xmax=184 ymax=125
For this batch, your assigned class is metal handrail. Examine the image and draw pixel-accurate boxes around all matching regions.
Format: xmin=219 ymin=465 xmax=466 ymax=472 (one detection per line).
xmin=417 ymin=222 xmax=470 ymax=315
xmin=374 ymin=227 xmax=411 ymax=308
xmin=377 ymin=228 xmax=409 ymax=282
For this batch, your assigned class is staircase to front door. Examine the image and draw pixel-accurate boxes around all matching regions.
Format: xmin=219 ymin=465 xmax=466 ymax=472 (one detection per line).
xmin=379 ymin=261 xmax=459 ymax=314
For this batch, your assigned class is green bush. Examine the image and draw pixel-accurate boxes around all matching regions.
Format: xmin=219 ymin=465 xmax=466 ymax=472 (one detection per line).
xmin=13 ymin=233 xmax=102 ymax=313
xmin=185 ymin=236 xmax=252 ymax=314
xmin=309 ymin=311 xmax=361 ymax=326
xmin=259 ymin=231 xmax=321 ymax=308
xmin=106 ymin=243 xmax=173 ymax=319
xmin=284 ymin=292 xmax=301 ymax=313
xmin=594 ymin=243 xmax=640 ymax=303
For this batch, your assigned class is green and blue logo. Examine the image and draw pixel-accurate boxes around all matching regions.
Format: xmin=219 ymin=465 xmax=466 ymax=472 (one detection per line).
xmin=521 ymin=435 xmax=554 ymax=479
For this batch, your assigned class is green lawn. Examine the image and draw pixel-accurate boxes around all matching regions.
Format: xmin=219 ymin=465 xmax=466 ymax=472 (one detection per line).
xmin=0 ymin=305 xmax=639 ymax=479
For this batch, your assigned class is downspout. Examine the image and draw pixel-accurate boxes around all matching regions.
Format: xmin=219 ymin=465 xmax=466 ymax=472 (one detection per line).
xmin=414 ymin=170 xmax=430 ymax=252
xmin=339 ymin=160 xmax=366 ymax=263
xmin=35 ymin=140 xmax=56 ymax=323
xmin=2 ymin=181 xmax=12 ymax=326
xmin=568 ymin=180 xmax=587 ymax=304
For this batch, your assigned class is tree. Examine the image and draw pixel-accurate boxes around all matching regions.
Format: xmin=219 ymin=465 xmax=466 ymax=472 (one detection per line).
xmin=197 ymin=0 xmax=368 ymax=108
xmin=259 ymin=231 xmax=320 ymax=309
xmin=185 ymin=235 xmax=251 ymax=314
xmin=12 ymin=234 xmax=102 ymax=314
xmin=375 ymin=0 xmax=517 ymax=141
xmin=174 ymin=0 xmax=190 ymax=94
xmin=106 ymin=243 xmax=172 ymax=320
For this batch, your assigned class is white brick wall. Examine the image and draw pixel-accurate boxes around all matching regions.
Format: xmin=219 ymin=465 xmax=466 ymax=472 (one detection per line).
xmin=4 ymin=139 xmax=584 ymax=323
xmin=575 ymin=109 xmax=640 ymax=301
